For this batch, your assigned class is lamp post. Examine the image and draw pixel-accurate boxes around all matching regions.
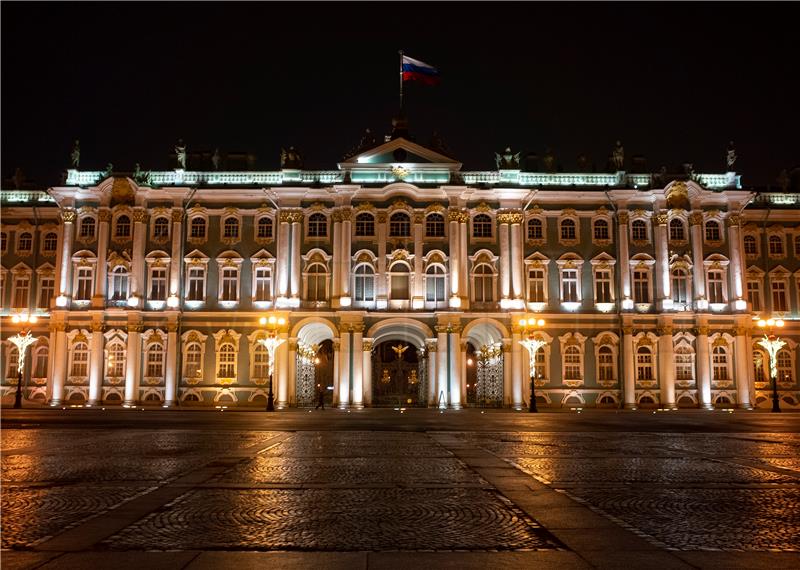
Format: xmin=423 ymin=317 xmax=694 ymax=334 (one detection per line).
xmin=518 ymin=317 xmax=546 ymax=413
xmin=8 ymin=312 xmax=39 ymax=409
xmin=259 ymin=314 xmax=286 ymax=412
xmin=755 ymin=317 xmax=785 ymax=413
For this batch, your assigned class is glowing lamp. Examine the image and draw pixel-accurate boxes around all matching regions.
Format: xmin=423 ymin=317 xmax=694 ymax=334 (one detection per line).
xmin=11 ymin=315 xmax=20 ymax=324
xmin=29 ymin=316 xmax=38 ymax=324
xmin=278 ymin=317 xmax=286 ymax=326
xmin=537 ymin=319 xmax=545 ymax=327
xmin=127 ymin=295 xmax=140 ymax=307
xmin=268 ymin=316 xmax=277 ymax=325
xmin=767 ymin=318 xmax=775 ymax=327
xmin=339 ymin=296 xmax=352 ymax=307
xmin=56 ymin=295 xmax=68 ymax=307
xmin=776 ymin=319 xmax=785 ymax=327
xmin=259 ymin=317 xmax=267 ymax=325
xmin=758 ymin=319 xmax=767 ymax=328
xmin=167 ymin=295 xmax=180 ymax=308
xmin=519 ymin=319 xmax=527 ymax=327
xmin=734 ymin=299 xmax=747 ymax=311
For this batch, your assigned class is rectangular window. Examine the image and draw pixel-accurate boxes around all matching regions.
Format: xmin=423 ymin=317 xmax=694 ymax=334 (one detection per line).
xmin=672 ymin=270 xmax=689 ymax=304
xmin=595 ymin=270 xmax=612 ymax=303
xmin=772 ymin=281 xmax=788 ymax=312
xmin=254 ymin=267 xmax=272 ymax=301
xmin=528 ymin=268 xmax=545 ymax=303
xmin=675 ymin=351 xmax=694 ymax=381
xmin=708 ymin=271 xmax=725 ymax=304
xmin=746 ymin=280 xmax=761 ymax=311
xmin=13 ymin=276 xmax=30 ymax=308
xmin=187 ymin=267 xmax=205 ymax=301
xmin=633 ymin=270 xmax=650 ymax=303
xmin=150 ymin=267 xmax=167 ymax=301
xmin=75 ymin=267 xmax=93 ymax=301
xmin=38 ymin=277 xmax=54 ymax=309
xmin=561 ymin=270 xmax=578 ymax=302
xmin=391 ymin=275 xmax=409 ymax=299
xmin=221 ymin=268 xmax=238 ymax=301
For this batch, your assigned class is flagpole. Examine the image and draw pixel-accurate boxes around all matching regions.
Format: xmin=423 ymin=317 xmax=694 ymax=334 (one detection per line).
xmin=398 ymin=49 xmax=404 ymax=114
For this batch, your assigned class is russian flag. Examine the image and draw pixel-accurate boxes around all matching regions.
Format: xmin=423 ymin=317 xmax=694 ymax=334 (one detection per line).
xmin=402 ymin=55 xmax=440 ymax=86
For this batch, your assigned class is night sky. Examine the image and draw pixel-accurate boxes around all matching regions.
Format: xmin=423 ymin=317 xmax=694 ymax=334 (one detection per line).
xmin=2 ymin=2 xmax=798 ymax=188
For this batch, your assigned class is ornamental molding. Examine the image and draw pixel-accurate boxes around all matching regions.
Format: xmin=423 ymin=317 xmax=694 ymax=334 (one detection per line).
xmin=424 ymin=203 xmax=446 ymax=214
xmin=376 ymin=212 xmax=388 ymax=223
xmin=688 ymin=212 xmax=704 ymax=225
xmin=171 ymin=210 xmax=184 ymax=223
xmin=726 ymin=214 xmax=742 ymax=227
xmin=332 ymin=211 xmax=343 ymax=223
xmin=98 ymin=209 xmax=112 ymax=222
xmin=62 ymin=209 xmax=77 ymax=223
xmin=133 ymin=209 xmax=148 ymax=223
xmin=362 ymin=339 xmax=374 ymax=352
xmin=339 ymin=208 xmax=352 ymax=222
xmin=355 ymin=202 xmax=375 ymax=212
xmin=617 ymin=211 xmax=629 ymax=225
xmin=654 ymin=213 xmax=668 ymax=225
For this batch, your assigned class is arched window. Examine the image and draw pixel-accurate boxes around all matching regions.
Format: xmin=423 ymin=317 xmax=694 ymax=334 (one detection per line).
xmin=705 ymin=220 xmax=721 ymax=242
xmin=636 ymin=346 xmax=653 ymax=381
xmin=743 ymin=235 xmax=757 ymax=255
xmin=107 ymin=341 xmax=126 ymax=378
xmin=308 ymin=213 xmax=327 ymax=237
xmin=425 ymin=213 xmax=445 ymax=237
xmin=534 ymin=346 xmax=547 ymax=381
xmin=631 ymin=220 xmax=647 ymax=241
xmin=218 ymin=344 xmax=236 ymax=378
xmin=712 ymin=346 xmax=728 ymax=381
xmin=17 ymin=232 xmax=33 ymax=253
xmin=389 ymin=262 xmax=410 ymax=299
xmin=257 ymin=217 xmax=273 ymax=239
xmin=253 ymin=344 xmax=268 ymax=379
xmin=33 ymin=345 xmax=49 ymax=378
xmin=353 ymin=264 xmax=375 ymax=302
xmin=564 ymin=346 xmax=582 ymax=380
xmin=254 ymin=266 xmax=272 ymax=302
xmin=669 ymin=219 xmax=685 ymax=241
xmin=223 ymin=217 xmax=239 ymax=239
xmin=593 ymin=219 xmax=609 ymax=241
xmin=184 ymin=343 xmax=202 ymax=379
xmin=153 ymin=217 xmax=170 ymax=239
xmin=389 ymin=213 xmax=410 ymax=237
xmin=777 ymin=349 xmax=793 ymax=383
xmin=768 ymin=235 xmax=784 ymax=256
xmin=110 ymin=266 xmax=129 ymax=300
xmin=190 ymin=217 xmax=206 ymax=239
xmin=560 ymin=218 xmax=576 ymax=241
xmin=598 ymin=346 xmax=614 ymax=381
xmin=6 ymin=347 xmax=19 ymax=378
xmin=43 ymin=232 xmax=58 ymax=253
xmin=527 ymin=218 xmax=543 ymax=240
xmin=425 ymin=265 xmax=446 ymax=304
xmin=115 ymin=215 xmax=131 ymax=238
xmin=671 ymin=268 xmax=689 ymax=304
xmin=708 ymin=270 xmax=725 ymax=304
xmin=80 ymin=217 xmax=96 ymax=239
xmin=71 ymin=342 xmax=89 ymax=377
xmin=473 ymin=263 xmax=495 ymax=303
xmin=306 ymin=262 xmax=328 ymax=302
xmin=146 ymin=344 xmax=165 ymax=378
xmin=472 ymin=214 xmax=492 ymax=238
xmin=355 ymin=213 xmax=374 ymax=237
xmin=675 ymin=344 xmax=694 ymax=382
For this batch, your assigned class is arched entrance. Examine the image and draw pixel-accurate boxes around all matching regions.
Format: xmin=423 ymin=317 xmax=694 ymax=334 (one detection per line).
xmin=292 ymin=320 xmax=337 ymax=407
xmin=372 ymin=340 xmax=426 ymax=407
xmin=463 ymin=320 xmax=507 ymax=407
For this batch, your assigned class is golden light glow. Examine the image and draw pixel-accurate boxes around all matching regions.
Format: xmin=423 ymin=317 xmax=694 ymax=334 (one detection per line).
xmin=268 ymin=316 xmax=277 ymax=325
xmin=259 ymin=317 xmax=267 ymax=325
xmin=758 ymin=319 xmax=767 ymax=327
xmin=767 ymin=318 xmax=775 ymax=326
xmin=278 ymin=317 xmax=286 ymax=326
xmin=519 ymin=319 xmax=527 ymax=327
xmin=776 ymin=319 xmax=785 ymax=327
xmin=536 ymin=319 xmax=545 ymax=327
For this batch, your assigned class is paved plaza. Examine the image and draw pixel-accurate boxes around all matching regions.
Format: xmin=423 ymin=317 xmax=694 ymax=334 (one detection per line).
xmin=1 ymin=409 xmax=799 ymax=569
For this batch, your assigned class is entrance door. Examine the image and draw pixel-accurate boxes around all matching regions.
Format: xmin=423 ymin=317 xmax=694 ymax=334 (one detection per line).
xmin=296 ymin=339 xmax=334 ymax=407
xmin=372 ymin=341 xmax=425 ymax=407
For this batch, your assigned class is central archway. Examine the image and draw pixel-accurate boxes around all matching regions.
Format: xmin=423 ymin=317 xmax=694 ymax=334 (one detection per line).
xmin=292 ymin=319 xmax=337 ymax=407
xmin=367 ymin=318 xmax=432 ymax=407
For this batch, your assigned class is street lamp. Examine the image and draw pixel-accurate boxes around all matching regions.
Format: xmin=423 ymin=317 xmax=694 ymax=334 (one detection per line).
xmin=259 ymin=314 xmax=286 ymax=412
xmin=8 ymin=312 xmax=39 ymax=409
xmin=519 ymin=317 xmax=547 ymax=413
xmin=755 ymin=317 xmax=785 ymax=413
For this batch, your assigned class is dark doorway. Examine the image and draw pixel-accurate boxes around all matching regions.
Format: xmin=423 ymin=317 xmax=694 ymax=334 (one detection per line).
xmin=372 ymin=341 xmax=423 ymax=407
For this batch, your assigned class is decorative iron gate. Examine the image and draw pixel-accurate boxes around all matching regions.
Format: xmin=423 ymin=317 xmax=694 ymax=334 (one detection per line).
xmin=371 ymin=341 xmax=424 ymax=407
xmin=476 ymin=345 xmax=504 ymax=407
xmin=296 ymin=351 xmax=316 ymax=407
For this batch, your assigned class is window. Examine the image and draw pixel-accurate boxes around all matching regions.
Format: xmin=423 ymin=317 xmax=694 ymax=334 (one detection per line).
xmin=33 ymin=345 xmax=48 ymax=378
xmin=754 ymin=348 xmax=767 ymax=383
xmin=595 ymin=269 xmax=613 ymax=303
xmin=38 ymin=276 xmax=54 ymax=309
xmin=110 ymin=266 xmax=129 ymax=301
xmin=473 ymin=264 xmax=494 ymax=303
xmin=777 ymin=349 xmax=793 ymax=384
xmin=560 ymin=219 xmax=576 ymax=241
xmin=253 ymin=344 xmax=268 ymax=379
xmin=107 ymin=342 xmax=126 ymax=377
xmin=675 ymin=345 xmax=694 ymax=381
xmin=254 ymin=267 xmax=272 ymax=302
xmin=747 ymin=279 xmax=762 ymax=311
xmin=355 ymin=213 xmax=374 ymax=237
xmin=389 ymin=213 xmax=410 ymax=237
xmin=633 ymin=270 xmax=650 ymax=303
xmin=771 ymin=280 xmax=788 ymax=312
xmin=75 ymin=267 xmax=93 ymax=301
xmin=149 ymin=267 xmax=167 ymax=301
xmin=527 ymin=267 xmax=546 ymax=303
xmin=6 ymin=347 xmax=19 ymax=378
xmin=257 ymin=217 xmax=273 ymax=239
xmin=306 ymin=262 xmax=328 ymax=302
xmin=390 ymin=262 xmax=410 ymax=299
xmin=187 ymin=267 xmax=205 ymax=301
xmin=631 ymin=220 xmax=647 ymax=241
xmin=705 ymin=220 xmax=721 ymax=242
xmin=562 ymin=269 xmax=579 ymax=302
xmin=527 ymin=218 xmax=543 ymax=240
xmin=43 ymin=232 xmax=58 ymax=254
xmin=636 ymin=346 xmax=653 ymax=381
xmin=308 ymin=213 xmax=328 ymax=237
xmin=563 ymin=346 xmax=581 ymax=380
xmin=1 ymin=232 xmax=7 ymax=253
xmin=146 ymin=344 xmax=164 ymax=378
xmin=71 ymin=342 xmax=89 ymax=377
xmin=115 ymin=215 xmax=131 ymax=238
xmin=598 ymin=346 xmax=614 ymax=381
xmin=671 ymin=268 xmax=689 ymax=304
xmin=534 ymin=346 xmax=547 ymax=382
xmin=669 ymin=219 xmax=685 ymax=241
xmin=13 ymin=275 xmax=30 ymax=308
xmin=354 ymin=264 xmax=375 ymax=302
xmin=218 ymin=344 xmax=236 ymax=378
xmin=17 ymin=232 xmax=33 ymax=253
xmin=153 ymin=217 xmax=170 ymax=239
xmin=712 ymin=346 xmax=728 ymax=381
xmin=707 ymin=270 xmax=725 ymax=304
xmin=743 ymin=235 xmax=758 ymax=255
xmin=80 ymin=217 xmax=96 ymax=239
xmin=223 ymin=217 xmax=239 ymax=239
xmin=425 ymin=265 xmax=446 ymax=304
xmin=184 ymin=343 xmax=202 ymax=379
xmin=425 ymin=213 xmax=445 ymax=238
xmin=220 ymin=267 xmax=239 ymax=301
xmin=190 ymin=218 xmax=206 ymax=239
xmin=472 ymin=214 xmax=492 ymax=238
xmin=768 ymin=235 xmax=784 ymax=256
xmin=593 ymin=219 xmax=609 ymax=241
xmin=795 ymin=235 xmax=800 ymax=257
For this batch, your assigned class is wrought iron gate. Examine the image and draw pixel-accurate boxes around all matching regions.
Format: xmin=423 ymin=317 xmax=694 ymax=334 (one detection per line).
xmin=476 ymin=345 xmax=504 ymax=407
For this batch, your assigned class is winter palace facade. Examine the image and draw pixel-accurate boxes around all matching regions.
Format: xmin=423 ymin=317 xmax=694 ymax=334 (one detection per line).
xmin=2 ymin=137 xmax=799 ymax=409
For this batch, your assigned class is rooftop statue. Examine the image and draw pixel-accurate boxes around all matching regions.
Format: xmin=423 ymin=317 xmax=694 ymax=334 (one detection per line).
xmin=102 ymin=163 xmax=114 ymax=178
xmin=726 ymin=140 xmax=737 ymax=170
xmin=280 ymin=146 xmax=303 ymax=169
xmin=612 ymin=140 xmax=624 ymax=170
xmin=542 ymin=148 xmax=556 ymax=173
xmin=212 ymin=148 xmax=221 ymax=171
xmin=495 ymin=146 xmax=520 ymax=169
xmin=70 ymin=140 xmax=80 ymax=168
xmin=175 ymin=140 xmax=187 ymax=169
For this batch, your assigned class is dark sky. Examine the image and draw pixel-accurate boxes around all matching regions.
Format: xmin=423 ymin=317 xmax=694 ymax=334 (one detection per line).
xmin=2 ymin=2 xmax=798 ymax=188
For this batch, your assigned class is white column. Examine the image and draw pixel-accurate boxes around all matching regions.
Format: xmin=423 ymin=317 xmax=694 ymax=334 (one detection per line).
xmin=658 ymin=325 xmax=676 ymax=408
xmin=290 ymin=218 xmax=301 ymax=300
xmin=727 ymin=215 xmax=745 ymax=308
xmin=459 ymin=217 xmax=468 ymax=305
xmin=363 ymin=339 xmax=373 ymax=406
xmin=277 ymin=213 xmax=290 ymax=300
xmin=169 ymin=209 xmax=182 ymax=299
xmin=448 ymin=212 xmax=460 ymax=298
xmin=50 ymin=324 xmax=67 ymax=405
xmin=341 ymin=211 xmax=352 ymax=302
xmin=460 ymin=340 xmax=467 ymax=404
xmin=436 ymin=328 xmax=448 ymax=407
xmin=510 ymin=215 xmax=524 ymax=302
xmin=654 ymin=213 xmax=671 ymax=308
xmin=511 ymin=331 xmax=523 ymax=409
xmin=164 ymin=324 xmax=178 ymax=406
xmin=123 ymin=325 xmax=141 ymax=406
xmin=499 ymin=217 xmax=511 ymax=302
xmin=58 ymin=209 xmax=76 ymax=302
xmin=131 ymin=209 xmax=147 ymax=298
xmin=88 ymin=323 xmax=104 ymax=405
xmin=426 ymin=341 xmax=436 ymax=406
xmin=376 ymin=213 xmax=388 ymax=304
xmin=413 ymin=216 xmax=424 ymax=304
xmin=734 ymin=327 xmax=752 ymax=409
xmin=287 ymin=339 xmax=297 ymax=406
xmin=503 ymin=342 xmax=512 ymax=406
xmin=332 ymin=212 xmax=342 ymax=300
xmin=332 ymin=339 xmax=341 ymax=404
xmin=623 ymin=327 xmax=636 ymax=408
xmin=690 ymin=212 xmax=707 ymax=306
xmin=277 ymin=331 xmax=289 ymax=407
xmin=338 ymin=330 xmax=351 ymax=408
xmin=618 ymin=211 xmax=632 ymax=306
xmin=93 ymin=209 xmax=111 ymax=306
xmin=697 ymin=325 xmax=712 ymax=409
xmin=351 ymin=327 xmax=363 ymax=408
